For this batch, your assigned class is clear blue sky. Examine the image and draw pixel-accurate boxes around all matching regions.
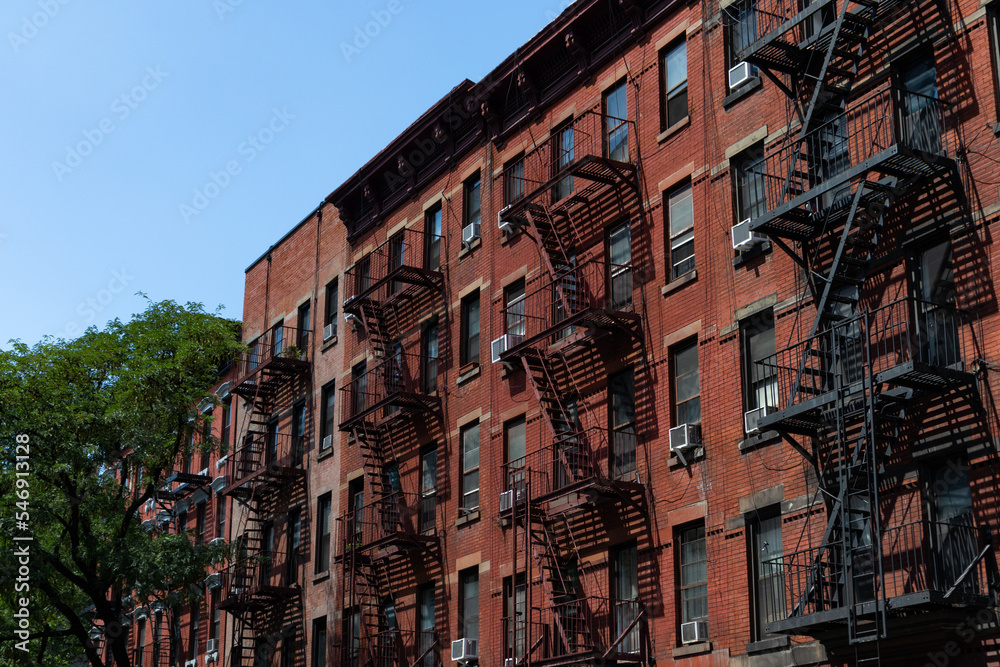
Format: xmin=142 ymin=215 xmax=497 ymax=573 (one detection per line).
xmin=0 ymin=1 xmax=569 ymax=348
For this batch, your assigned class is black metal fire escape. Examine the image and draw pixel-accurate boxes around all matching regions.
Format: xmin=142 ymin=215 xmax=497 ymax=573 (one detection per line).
xmin=220 ymin=325 xmax=308 ymax=667
xmin=339 ymin=227 xmax=444 ymax=667
xmin=731 ymin=0 xmax=989 ymax=660
xmin=494 ymin=109 xmax=650 ymax=666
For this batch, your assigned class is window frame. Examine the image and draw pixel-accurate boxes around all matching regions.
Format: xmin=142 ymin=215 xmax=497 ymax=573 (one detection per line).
xmin=740 ymin=310 xmax=777 ymax=414
xmin=504 ymin=415 xmax=527 ymax=494
xmin=734 ymin=142 xmax=767 ymax=224
xmin=464 ymin=172 xmax=482 ymax=229
xmin=315 ymin=493 xmax=331 ymax=574
xmin=459 ymin=567 xmax=480 ymax=641
xmin=603 ymin=79 xmax=630 ymax=162
xmin=610 ymin=369 xmax=638 ymax=481
xmin=324 ymin=278 xmax=338 ymax=339
xmin=667 ymin=180 xmax=695 ymax=280
xmin=504 ymin=153 xmax=526 ymax=205
xmin=425 ymin=205 xmax=443 ymax=272
xmin=297 ymin=300 xmax=311 ymax=350
xmin=661 ymin=38 xmax=688 ymax=130
xmin=671 ymin=338 xmax=700 ymax=427
xmin=320 ymin=382 xmax=335 ymax=450
xmin=460 ymin=421 xmax=480 ymax=511
xmin=422 ymin=321 xmax=439 ymax=394
xmin=311 ymin=617 xmax=327 ymax=667
xmin=677 ymin=522 xmax=708 ymax=626
xmin=505 ymin=279 xmax=526 ymax=338
xmin=747 ymin=507 xmax=785 ymax=641
xmin=460 ymin=291 xmax=481 ymax=366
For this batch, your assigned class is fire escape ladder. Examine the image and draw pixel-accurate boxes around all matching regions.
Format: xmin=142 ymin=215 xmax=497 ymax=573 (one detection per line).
xmin=523 ymin=205 xmax=575 ymax=317
xmin=352 ymin=423 xmax=388 ymax=501
xmin=521 ymin=352 xmax=584 ymax=466
xmin=357 ymin=298 xmax=390 ymax=359
xmin=529 ymin=514 xmax=594 ymax=655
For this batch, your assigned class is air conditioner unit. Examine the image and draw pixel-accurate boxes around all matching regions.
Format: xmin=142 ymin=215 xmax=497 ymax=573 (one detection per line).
xmin=210 ymin=537 xmax=226 ymax=546
xmin=680 ymin=620 xmax=709 ymax=645
xmin=728 ymin=61 xmax=756 ymax=89
xmin=504 ymin=660 xmax=517 ymax=667
xmin=500 ymin=490 xmax=514 ymax=512
xmin=744 ymin=406 xmax=777 ymax=434
xmin=205 ymin=638 xmax=218 ymax=654
xmin=451 ymin=638 xmax=479 ymax=662
xmin=462 ymin=222 xmax=481 ymax=247
xmin=491 ymin=334 xmax=524 ymax=363
xmin=215 ymin=455 xmax=228 ymax=471
xmin=323 ymin=322 xmax=335 ymax=341
xmin=322 ymin=434 xmax=333 ymax=450
xmin=732 ymin=218 xmax=764 ymax=251
xmin=669 ymin=423 xmax=700 ymax=452
xmin=205 ymin=573 xmax=222 ymax=589
xmin=141 ymin=519 xmax=154 ymax=532
xmin=145 ymin=499 xmax=155 ymax=512
xmin=185 ymin=659 xmax=197 ymax=667
xmin=206 ymin=651 xmax=219 ymax=664
xmin=344 ymin=312 xmax=362 ymax=329
xmin=498 ymin=205 xmax=525 ymax=235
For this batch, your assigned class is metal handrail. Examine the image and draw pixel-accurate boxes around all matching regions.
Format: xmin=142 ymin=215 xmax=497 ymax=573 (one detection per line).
xmin=344 ymin=227 xmax=443 ymax=303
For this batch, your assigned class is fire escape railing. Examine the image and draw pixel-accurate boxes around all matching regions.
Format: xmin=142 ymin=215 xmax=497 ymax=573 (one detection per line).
xmin=337 ymin=492 xmax=427 ymax=555
xmin=344 ymin=227 xmax=443 ymax=305
xmin=339 ymin=351 xmax=438 ymax=428
xmin=500 ymin=427 xmax=609 ymax=504
xmin=757 ymin=297 xmax=965 ymax=418
xmin=497 ymin=261 xmax=636 ymax=358
xmin=747 ymin=88 xmax=948 ymax=232
xmin=219 ymin=550 xmax=299 ymax=603
xmin=228 ymin=432 xmax=304 ymax=485
xmin=762 ymin=519 xmax=991 ymax=627
xmin=498 ymin=111 xmax=636 ymax=212
xmin=235 ymin=325 xmax=309 ymax=382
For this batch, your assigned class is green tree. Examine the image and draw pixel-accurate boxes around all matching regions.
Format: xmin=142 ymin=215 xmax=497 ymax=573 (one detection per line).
xmin=0 ymin=301 xmax=242 ymax=666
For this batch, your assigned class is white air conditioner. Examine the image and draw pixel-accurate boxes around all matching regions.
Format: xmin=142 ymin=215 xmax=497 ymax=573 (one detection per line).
xmin=133 ymin=606 xmax=149 ymax=621
xmin=322 ymin=434 xmax=333 ymax=450
xmin=344 ymin=312 xmax=362 ymax=329
xmin=145 ymin=499 xmax=155 ymax=512
xmin=505 ymin=660 xmax=518 ymax=667
xmin=744 ymin=406 xmax=777 ymax=434
xmin=491 ymin=334 xmax=524 ymax=363
xmin=498 ymin=205 xmax=525 ymax=235
xmin=210 ymin=537 xmax=226 ymax=546
xmin=184 ymin=660 xmax=197 ymax=667
xmin=728 ymin=61 xmax=756 ymax=89
xmin=500 ymin=490 xmax=514 ymax=512
xmin=669 ymin=423 xmax=700 ymax=452
xmin=215 ymin=454 xmax=228 ymax=471
xmin=462 ymin=222 xmax=481 ymax=247
xmin=141 ymin=519 xmax=154 ymax=532
xmin=451 ymin=638 xmax=479 ymax=662
xmin=323 ymin=322 xmax=335 ymax=341
xmin=732 ymin=218 xmax=764 ymax=251
xmin=206 ymin=651 xmax=219 ymax=664
xmin=680 ymin=620 xmax=709 ymax=644
xmin=205 ymin=573 xmax=222 ymax=589
xmin=206 ymin=639 xmax=218 ymax=654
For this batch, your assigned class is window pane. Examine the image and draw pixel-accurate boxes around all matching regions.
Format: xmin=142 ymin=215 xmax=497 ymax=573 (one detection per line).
xmin=668 ymin=183 xmax=693 ymax=237
xmin=666 ymin=41 xmax=687 ymax=90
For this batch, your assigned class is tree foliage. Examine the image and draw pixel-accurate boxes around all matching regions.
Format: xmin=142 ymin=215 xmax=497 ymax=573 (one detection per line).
xmin=0 ymin=301 xmax=242 ymax=666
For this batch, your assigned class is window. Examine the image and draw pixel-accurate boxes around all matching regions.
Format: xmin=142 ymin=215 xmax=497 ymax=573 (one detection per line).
xmin=504 ymin=153 xmax=525 ymax=205
xmin=678 ymin=523 xmax=708 ymax=625
xmin=989 ymin=7 xmax=1000 ymax=117
xmin=425 ymin=205 xmax=442 ymax=272
xmin=741 ymin=310 xmax=777 ymax=415
xmin=266 ymin=419 xmax=280 ymax=466
xmin=661 ymin=40 xmax=688 ymax=129
xmin=915 ymin=240 xmax=959 ymax=367
xmin=420 ymin=447 xmax=437 ymax=532
xmin=460 ymin=422 xmax=480 ymax=511
xmin=671 ymin=340 xmax=700 ymax=426
xmin=504 ymin=574 xmax=527 ymax=659
xmin=734 ymin=143 xmax=766 ymax=223
xmin=188 ymin=606 xmax=200 ymax=661
xmin=352 ymin=361 xmax=367 ymax=417
xmin=297 ymin=301 xmax=311 ymax=350
xmin=611 ymin=369 xmax=637 ymax=481
xmin=504 ymin=416 xmax=526 ymax=494
xmin=926 ymin=455 xmax=976 ymax=592
xmin=748 ymin=509 xmax=784 ymax=640
xmin=608 ymin=222 xmax=633 ymax=309
xmin=177 ymin=510 xmax=187 ymax=534
xmin=459 ymin=568 xmax=479 ymax=640
xmin=348 ymin=479 xmax=364 ymax=539
xmin=464 ymin=173 xmax=482 ymax=228
xmin=505 ymin=280 xmax=526 ymax=338
xmin=728 ymin=0 xmax=757 ymax=73
xmin=315 ymin=493 xmax=331 ymax=574
xmin=346 ymin=607 xmax=360 ymax=667
xmin=292 ymin=401 xmax=306 ymax=461
xmin=320 ymin=382 xmax=335 ymax=450
xmin=215 ymin=493 xmax=226 ymax=540
xmin=272 ymin=320 xmax=285 ymax=356
xmin=356 ymin=255 xmax=372 ymax=296
xmin=195 ymin=502 xmax=207 ymax=545
xmin=613 ymin=544 xmax=640 ymax=654
xmin=899 ymin=56 xmax=941 ymax=154
xmin=422 ymin=322 xmax=439 ymax=394
xmin=209 ymin=589 xmax=221 ymax=645
xmin=460 ymin=291 xmax=480 ymax=365
xmin=324 ymin=278 xmax=338 ymax=340
xmin=220 ymin=400 xmax=231 ymax=452
xmin=311 ymin=617 xmax=327 ymax=667
xmin=552 ymin=119 xmax=575 ymax=201
xmin=287 ymin=508 xmax=302 ymax=582
xmin=667 ymin=182 xmax=694 ymax=279
xmin=388 ymin=232 xmax=406 ymax=295
xmin=604 ymin=80 xmax=629 ymax=161
xmin=200 ymin=409 xmax=212 ymax=472
xmin=417 ymin=585 xmax=436 ymax=667
xmin=136 ymin=618 xmax=146 ymax=667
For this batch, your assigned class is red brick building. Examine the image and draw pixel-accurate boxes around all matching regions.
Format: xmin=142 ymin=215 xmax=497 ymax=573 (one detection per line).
xmin=139 ymin=0 xmax=1000 ymax=664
